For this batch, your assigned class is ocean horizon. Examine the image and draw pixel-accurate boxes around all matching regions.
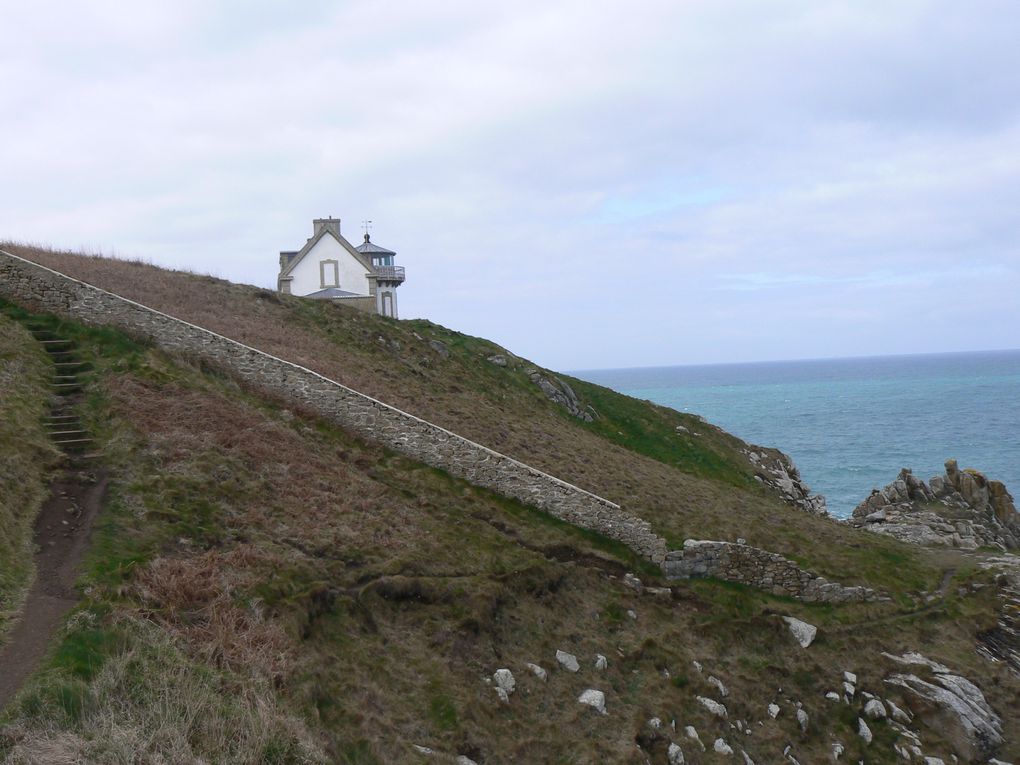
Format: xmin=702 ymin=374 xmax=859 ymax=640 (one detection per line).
xmin=575 ymin=348 xmax=1020 ymax=518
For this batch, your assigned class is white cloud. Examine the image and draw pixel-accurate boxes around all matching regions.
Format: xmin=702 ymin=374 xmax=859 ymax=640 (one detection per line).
xmin=1 ymin=0 xmax=1019 ymax=368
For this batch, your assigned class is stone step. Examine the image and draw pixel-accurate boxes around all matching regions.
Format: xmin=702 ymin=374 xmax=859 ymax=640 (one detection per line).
xmin=53 ymin=438 xmax=94 ymax=447
xmin=49 ymin=430 xmax=88 ymax=438
xmin=39 ymin=339 xmax=73 ymax=346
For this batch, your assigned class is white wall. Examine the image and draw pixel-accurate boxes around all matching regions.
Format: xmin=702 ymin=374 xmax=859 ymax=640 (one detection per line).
xmin=287 ymin=235 xmax=371 ymax=296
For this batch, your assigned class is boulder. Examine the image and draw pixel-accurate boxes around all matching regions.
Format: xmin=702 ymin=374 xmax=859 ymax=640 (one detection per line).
xmin=857 ymin=717 xmax=872 ymax=744
xmin=684 ymin=725 xmax=705 ymax=751
xmin=863 ymin=699 xmax=887 ymax=720
xmin=884 ymin=670 xmax=1003 ymax=760
xmin=782 ymin=616 xmax=817 ymax=647
xmin=851 ymin=462 xmax=1019 ymax=549
xmin=767 ymin=703 xmax=780 ymax=718
xmin=713 ymin=738 xmax=734 ymax=755
xmin=577 ymin=689 xmax=607 ymax=715
xmin=696 ymin=696 xmax=727 ymax=718
xmin=594 ymin=654 xmax=608 ymax=671
xmin=555 ymin=650 xmax=580 ymax=672
xmin=667 ymin=742 xmax=685 ymax=765
xmin=493 ymin=669 xmax=515 ymax=695
xmin=708 ymin=675 xmax=728 ymax=697
xmin=486 ymin=354 xmax=507 ymax=367
xmin=526 ymin=662 xmax=547 ymax=681
xmin=796 ymin=708 xmax=809 ymax=732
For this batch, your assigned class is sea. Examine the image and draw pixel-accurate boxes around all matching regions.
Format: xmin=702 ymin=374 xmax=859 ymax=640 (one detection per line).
xmin=575 ymin=350 xmax=1020 ymax=519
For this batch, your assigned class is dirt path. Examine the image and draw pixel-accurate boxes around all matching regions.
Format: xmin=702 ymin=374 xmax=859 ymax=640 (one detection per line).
xmin=0 ymin=327 xmax=107 ymax=710
xmin=0 ymin=463 xmax=107 ymax=709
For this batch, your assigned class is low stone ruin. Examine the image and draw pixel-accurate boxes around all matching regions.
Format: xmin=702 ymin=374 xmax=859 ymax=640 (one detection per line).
xmin=851 ymin=460 xmax=1019 ymax=550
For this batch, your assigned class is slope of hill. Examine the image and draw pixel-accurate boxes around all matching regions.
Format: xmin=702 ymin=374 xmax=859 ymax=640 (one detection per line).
xmin=0 ymin=244 xmax=1017 ymax=763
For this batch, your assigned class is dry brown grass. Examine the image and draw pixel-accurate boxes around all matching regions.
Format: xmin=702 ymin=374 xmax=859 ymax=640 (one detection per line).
xmin=1 ymin=243 xmax=933 ymax=589
xmin=2 ymin=320 xmax=1017 ymax=763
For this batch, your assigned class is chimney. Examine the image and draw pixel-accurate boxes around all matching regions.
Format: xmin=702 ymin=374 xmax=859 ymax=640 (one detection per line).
xmin=313 ymin=217 xmax=340 ymax=236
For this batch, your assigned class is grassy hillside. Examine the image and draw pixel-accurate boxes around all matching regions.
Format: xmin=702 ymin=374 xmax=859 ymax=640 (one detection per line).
xmin=0 ymin=315 xmax=58 ymax=644
xmin=1 ymin=244 xmax=937 ymax=589
xmin=0 ymin=246 xmax=1017 ymax=763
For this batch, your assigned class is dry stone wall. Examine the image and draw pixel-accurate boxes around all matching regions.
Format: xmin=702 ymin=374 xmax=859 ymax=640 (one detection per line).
xmin=664 ymin=540 xmax=877 ymax=603
xmin=0 ymin=249 xmax=667 ymax=564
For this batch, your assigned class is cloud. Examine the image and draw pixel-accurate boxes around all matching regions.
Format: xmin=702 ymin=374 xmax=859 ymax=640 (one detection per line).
xmin=2 ymin=0 xmax=1019 ymax=368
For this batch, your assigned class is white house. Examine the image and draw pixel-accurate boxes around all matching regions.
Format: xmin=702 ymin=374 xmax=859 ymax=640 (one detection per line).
xmin=277 ymin=217 xmax=405 ymax=318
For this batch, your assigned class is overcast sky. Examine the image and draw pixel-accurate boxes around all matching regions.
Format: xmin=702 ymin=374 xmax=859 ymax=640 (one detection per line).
xmin=2 ymin=1 xmax=1018 ymax=370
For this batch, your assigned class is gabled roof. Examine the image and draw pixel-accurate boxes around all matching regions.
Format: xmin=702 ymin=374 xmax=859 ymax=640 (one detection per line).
xmin=305 ymin=287 xmax=365 ymax=299
xmin=278 ymin=223 xmax=375 ymax=280
xmin=355 ymin=233 xmax=396 ymax=257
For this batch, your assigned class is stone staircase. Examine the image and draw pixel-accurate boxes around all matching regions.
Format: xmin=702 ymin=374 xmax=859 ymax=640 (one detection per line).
xmin=24 ymin=324 xmax=96 ymax=458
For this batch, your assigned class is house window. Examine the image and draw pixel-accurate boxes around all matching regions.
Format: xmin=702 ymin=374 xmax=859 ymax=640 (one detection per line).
xmin=320 ymin=260 xmax=339 ymax=288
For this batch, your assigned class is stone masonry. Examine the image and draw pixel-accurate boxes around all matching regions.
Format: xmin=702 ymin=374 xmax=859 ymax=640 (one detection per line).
xmin=0 ymin=249 xmax=666 ymax=564
xmin=1 ymin=249 xmax=882 ymax=601
xmin=664 ymin=540 xmax=877 ymax=603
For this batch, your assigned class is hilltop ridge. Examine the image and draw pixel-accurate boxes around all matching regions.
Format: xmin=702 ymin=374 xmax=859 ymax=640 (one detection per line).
xmin=0 ymin=243 xmax=1017 ymax=763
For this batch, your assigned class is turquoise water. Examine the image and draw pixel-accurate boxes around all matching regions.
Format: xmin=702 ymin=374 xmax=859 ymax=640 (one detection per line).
xmin=576 ymin=350 xmax=1020 ymax=518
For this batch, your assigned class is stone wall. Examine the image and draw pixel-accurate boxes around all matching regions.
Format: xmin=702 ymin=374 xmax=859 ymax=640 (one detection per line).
xmin=0 ymin=249 xmax=667 ymax=564
xmin=663 ymin=540 xmax=877 ymax=603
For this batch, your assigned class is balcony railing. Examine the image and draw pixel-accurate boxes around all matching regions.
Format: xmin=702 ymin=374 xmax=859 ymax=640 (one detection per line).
xmin=374 ymin=265 xmax=406 ymax=283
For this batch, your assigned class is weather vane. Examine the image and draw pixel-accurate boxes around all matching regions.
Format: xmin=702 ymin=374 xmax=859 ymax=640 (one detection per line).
xmin=361 ymin=219 xmax=373 ymax=236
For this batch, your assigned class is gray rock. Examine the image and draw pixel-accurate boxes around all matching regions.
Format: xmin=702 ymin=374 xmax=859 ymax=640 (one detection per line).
xmin=857 ymin=717 xmax=873 ymax=744
xmin=782 ymin=616 xmax=818 ymax=647
xmin=428 ymin=339 xmax=450 ymax=358
xmin=863 ymin=698 xmax=887 ymax=719
xmin=713 ymin=738 xmax=734 ymax=755
xmin=851 ymin=463 xmax=1019 ymax=550
xmin=577 ymin=688 xmax=607 ymax=715
xmin=528 ymin=370 xmax=595 ymax=421
xmin=667 ymin=742 xmax=685 ymax=765
xmin=493 ymin=668 xmax=515 ymax=695
xmin=494 ymin=687 xmax=509 ymax=704
xmin=796 ymin=707 xmax=809 ymax=732
xmin=684 ymin=725 xmax=705 ymax=750
xmin=647 ymin=717 xmax=662 ymax=729
xmin=594 ymin=654 xmax=608 ymax=671
xmin=526 ymin=662 xmax=547 ymax=681
xmin=768 ymin=703 xmax=780 ymax=718
xmin=708 ymin=675 xmax=729 ymax=697
xmin=622 ymin=572 xmax=643 ymax=593
xmin=832 ymin=741 xmax=845 ymax=759
xmin=486 ymin=354 xmax=507 ymax=367
xmin=884 ymin=670 xmax=1003 ymax=760
xmin=555 ymin=650 xmax=579 ymax=672
xmin=456 ymin=758 xmax=478 ymax=765
xmin=697 ymin=696 xmax=728 ymax=718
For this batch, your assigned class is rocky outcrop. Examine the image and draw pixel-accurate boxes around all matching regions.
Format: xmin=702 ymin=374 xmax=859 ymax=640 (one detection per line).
xmin=743 ymin=447 xmax=827 ymax=514
xmin=664 ymin=540 xmax=877 ymax=603
xmin=527 ymin=369 xmax=598 ymax=422
xmin=851 ymin=461 xmax=1020 ymax=550
xmin=882 ymin=653 xmax=1004 ymax=761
